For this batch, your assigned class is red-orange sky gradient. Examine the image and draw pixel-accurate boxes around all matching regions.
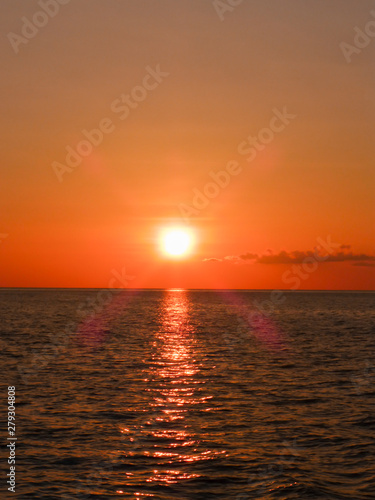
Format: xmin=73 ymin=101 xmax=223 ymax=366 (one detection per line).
xmin=1 ymin=0 xmax=374 ymax=289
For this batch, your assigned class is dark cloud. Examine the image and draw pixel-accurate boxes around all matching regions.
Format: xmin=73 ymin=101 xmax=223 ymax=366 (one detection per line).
xmin=325 ymin=252 xmax=375 ymax=263
xmin=203 ymin=248 xmax=375 ymax=266
xmin=258 ymin=251 xmax=375 ymax=265
xmin=257 ymin=251 xmax=314 ymax=264
xmin=239 ymin=252 xmax=258 ymax=261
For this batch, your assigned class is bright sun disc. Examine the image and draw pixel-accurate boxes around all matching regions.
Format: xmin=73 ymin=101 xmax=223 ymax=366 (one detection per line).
xmin=162 ymin=228 xmax=193 ymax=257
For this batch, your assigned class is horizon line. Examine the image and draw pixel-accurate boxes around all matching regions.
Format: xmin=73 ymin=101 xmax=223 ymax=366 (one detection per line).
xmin=0 ymin=287 xmax=374 ymax=292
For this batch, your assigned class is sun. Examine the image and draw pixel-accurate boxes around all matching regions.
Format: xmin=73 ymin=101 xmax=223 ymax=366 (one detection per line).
xmin=161 ymin=228 xmax=194 ymax=258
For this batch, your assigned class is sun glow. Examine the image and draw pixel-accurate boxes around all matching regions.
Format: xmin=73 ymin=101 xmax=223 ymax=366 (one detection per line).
xmin=161 ymin=228 xmax=194 ymax=257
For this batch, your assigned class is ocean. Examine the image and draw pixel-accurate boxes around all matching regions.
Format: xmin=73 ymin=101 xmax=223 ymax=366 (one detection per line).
xmin=1 ymin=289 xmax=375 ymax=499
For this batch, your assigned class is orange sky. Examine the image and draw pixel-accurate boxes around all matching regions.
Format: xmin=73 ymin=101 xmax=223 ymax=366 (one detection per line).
xmin=1 ymin=0 xmax=374 ymax=289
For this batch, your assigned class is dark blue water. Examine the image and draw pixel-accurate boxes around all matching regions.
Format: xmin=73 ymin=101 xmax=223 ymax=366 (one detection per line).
xmin=1 ymin=290 xmax=375 ymax=499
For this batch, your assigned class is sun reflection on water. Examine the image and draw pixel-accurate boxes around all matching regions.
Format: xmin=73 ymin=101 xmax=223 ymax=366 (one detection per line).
xmin=116 ymin=290 xmax=226 ymax=493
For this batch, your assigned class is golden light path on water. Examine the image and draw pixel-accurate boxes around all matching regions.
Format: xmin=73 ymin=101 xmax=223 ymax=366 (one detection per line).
xmin=116 ymin=290 xmax=227 ymax=496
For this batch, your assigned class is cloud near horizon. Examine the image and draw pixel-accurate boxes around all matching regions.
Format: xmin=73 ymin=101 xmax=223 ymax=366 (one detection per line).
xmin=203 ymin=245 xmax=375 ymax=266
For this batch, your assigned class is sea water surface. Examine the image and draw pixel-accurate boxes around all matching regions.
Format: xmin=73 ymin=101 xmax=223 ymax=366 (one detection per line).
xmin=1 ymin=290 xmax=375 ymax=499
